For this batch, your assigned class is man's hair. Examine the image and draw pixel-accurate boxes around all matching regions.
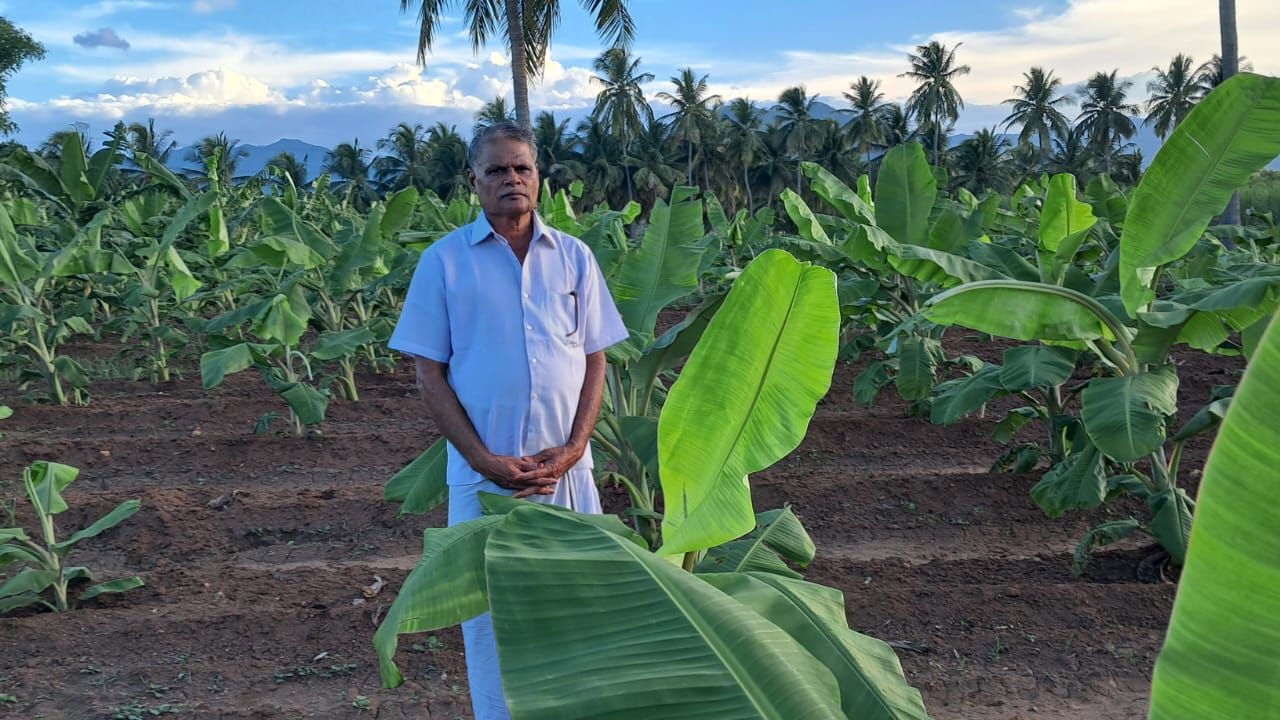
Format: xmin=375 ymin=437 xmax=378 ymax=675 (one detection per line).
xmin=468 ymin=122 xmax=538 ymax=170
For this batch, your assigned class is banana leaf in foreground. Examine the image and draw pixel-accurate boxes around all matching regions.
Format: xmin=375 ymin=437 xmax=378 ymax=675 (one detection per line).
xmin=1148 ymin=312 xmax=1280 ymax=719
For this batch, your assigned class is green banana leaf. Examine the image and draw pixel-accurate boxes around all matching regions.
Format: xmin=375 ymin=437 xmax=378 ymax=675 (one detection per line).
xmin=703 ymin=572 xmax=930 ymax=720
xmin=375 ymin=515 xmax=502 ymax=686
xmin=486 ymin=505 xmax=846 ymax=719
xmin=278 ymin=382 xmax=327 ymax=426
xmin=1029 ymin=443 xmax=1107 ymax=517
xmin=52 ymin=499 xmax=141 ymax=552
xmin=1148 ymin=309 xmax=1280 ymax=718
xmin=894 ymin=336 xmax=939 ymax=402
xmin=658 ymin=249 xmax=839 ymax=555
xmin=1080 ymin=365 xmax=1178 ymax=462
xmin=930 ymin=364 xmax=1004 ymax=425
xmin=927 ymin=280 xmax=1115 ymax=343
xmin=1039 ymin=173 xmax=1097 ymax=254
xmin=999 ymin=345 xmax=1077 ymax=391
xmin=781 ymin=189 xmax=832 ymax=244
xmin=875 ymin=143 xmax=936 ymax=247
xmin=311 ymin=327 xmax=377 ymax=362
xmin=696 ymin=507 xmax=816 ymax=577
xmin=200 ymin=343 xmax=254 ymax=389
xmin=383 ymin=438 xmax=448 ymax=515
xmin=803 ymin=162 xmax=877 ymax=225
xmin=1120 ymin=73 xmax=1280 ymax=315
xmin=612 ymin=196 xmax=705 ymax=342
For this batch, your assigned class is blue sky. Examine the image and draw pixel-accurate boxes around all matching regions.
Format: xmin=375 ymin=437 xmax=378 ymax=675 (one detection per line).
xmin=6 ymin=0 xmax=1278 ymax=147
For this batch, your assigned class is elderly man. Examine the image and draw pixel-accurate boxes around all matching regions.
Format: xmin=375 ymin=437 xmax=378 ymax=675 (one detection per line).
xmin=388 ymin=122 xmax=629 ymax=720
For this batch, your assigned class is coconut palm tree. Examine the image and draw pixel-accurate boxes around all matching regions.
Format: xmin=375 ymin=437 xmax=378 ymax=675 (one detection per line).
xmin=1047 ymin=125 xmax=1093 ymax=179
xmin=950 ymin=128 xmax=1013 ymax=194
xmin=1001 ymin=67 xmax=1073 ymax=161
xmin=808 ymin=119 xmax=860 ymax=186
xmin=264 ymin=151 xmax=309 ymax=189
xmin=374 ymin=122 xmax=429 ymax=192
xmin=1195 ymin=53 xmax=1253 ymax=89
xmin=187 ymin=132 xmax=247 ymax=187
xmin=724 ymin=98 xmax=765 ymax=212
xmin=575 ymin=116 xmax=625 ymax=207
xmin=900 ymin=40 xmax=971 ymax=166
xmin=533 ymin=111 xmax=581 ymax=190
xmin=841 ymin=76 xmax=889 ymax=167
xmin=422 ymin=123 xmax=469 ymax=199
xmin=624 ymin=118 xmax=682 ymax=209
xmin=880 ymin=103 xmax=913 ymax=147
xmin=773 ymin=85 xmax=821 ymax=191
xmin=656 ymin=67 xmax=721 ymax=185
xmin=325 ymin=139 xmax=377 ymax=209
xmin=1075 ymin=70 xmax=1139 ymax=175
xmin=126 ymin=119 xmax=177 ymax=164
xmin=1145 ymin=54 xmax=1210 ymax=140
xmin=591 ymin=46 xmax=653 ymax=202
xmin=398 ymin=0 xmax=634 ymax=127
xmin=474 ymin=96 xmax=515 ymax=133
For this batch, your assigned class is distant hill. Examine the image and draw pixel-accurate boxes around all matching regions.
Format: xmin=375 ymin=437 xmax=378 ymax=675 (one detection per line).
xmin=167 ymin=138 xmax=329 ymax=181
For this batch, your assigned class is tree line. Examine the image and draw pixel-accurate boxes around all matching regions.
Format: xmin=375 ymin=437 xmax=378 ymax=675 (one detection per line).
xmin=5 ymin=36 xmax=1255 ymax=218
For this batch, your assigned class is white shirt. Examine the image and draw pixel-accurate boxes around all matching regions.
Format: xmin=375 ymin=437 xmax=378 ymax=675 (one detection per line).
xmin=389 ymin=212 xmax=629 ymax=486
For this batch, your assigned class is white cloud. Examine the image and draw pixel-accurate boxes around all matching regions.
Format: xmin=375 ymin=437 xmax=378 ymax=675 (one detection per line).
xmin=192 ymin=0 xmax=235 ymax=13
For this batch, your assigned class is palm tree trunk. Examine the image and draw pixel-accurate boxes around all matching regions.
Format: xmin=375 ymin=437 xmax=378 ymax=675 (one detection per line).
xmin=744 ymin=163 xmax=754 ymax=214
xmin=934 ymin=122 xmax=942 ymax=167
xmin=687 ymin=141 xmax=694 ymax=185
xmin=505 ymin=0 xmax=532 ymax=128
xmin=1221 ymin=0 xmax=1242 ymax=226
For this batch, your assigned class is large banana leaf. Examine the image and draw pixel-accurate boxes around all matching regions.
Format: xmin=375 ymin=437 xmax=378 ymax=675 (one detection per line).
xmin=927 ymin=280 xmax=1115 ymax=342
xmin=374 ymin=515 xmax=502 ymax=686
xmin=486 ymin=505 xmax=845 ymax=719
xmin=1080 ymin=366 xmax=1178 ymax=462
xmin=875 ymin=143 xmax=936 ymax=247
xmin=612 ymin=196 xmax=706 ymax=342
xmin=1148 ymin=309 xmax=1280 ymax=718
xmin=703 ymin=572 xmax=930 ymax=720
xmin=1120 ymin=73 xmax=1280 ymax=315
xmin=658 ymin=249 xmax=839 ymax=555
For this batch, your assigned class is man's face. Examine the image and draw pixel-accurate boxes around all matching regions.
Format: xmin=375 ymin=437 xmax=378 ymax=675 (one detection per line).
xmin=468 ymin=137 xmax=539 ymax=219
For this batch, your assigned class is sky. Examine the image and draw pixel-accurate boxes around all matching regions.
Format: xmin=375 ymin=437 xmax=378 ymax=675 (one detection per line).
xmin=5 ymin=0 xmax=1280 ymax=149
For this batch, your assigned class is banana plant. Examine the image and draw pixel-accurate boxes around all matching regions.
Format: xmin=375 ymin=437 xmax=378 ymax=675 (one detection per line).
xmin=780 ymin=146 xmax=998 ymax=409
xmin=1147 ymin=309 xmax=1279 ymax=719
xmin=925 ymin=73 xmax=1280 ymax=571
xmin=0 ymin=199 xmax=128 ymax=405
xmin=1 ymin=461 xmax=143 ymax=613
xmin=374 ymin=249 xmax=930 ymax=719
xmin=106 ymin=192 xmax=215 ymax=382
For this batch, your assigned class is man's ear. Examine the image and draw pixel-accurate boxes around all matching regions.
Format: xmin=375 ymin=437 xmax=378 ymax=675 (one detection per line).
xmin=466 ymin=168 xmax=477 ymax=193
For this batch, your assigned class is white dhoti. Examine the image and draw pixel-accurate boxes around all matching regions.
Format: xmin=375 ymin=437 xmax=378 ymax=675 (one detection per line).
xmin=448 ymin=469 xmax=602 ymax=720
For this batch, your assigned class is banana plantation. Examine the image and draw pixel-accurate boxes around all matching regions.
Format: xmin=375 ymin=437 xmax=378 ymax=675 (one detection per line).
xmin=2 ymin=59 xmax=1280 ymax=720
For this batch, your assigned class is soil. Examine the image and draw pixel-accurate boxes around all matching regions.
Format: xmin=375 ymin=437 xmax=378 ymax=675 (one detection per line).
xmin=0 ymin=329 xmax=1243 ymax=720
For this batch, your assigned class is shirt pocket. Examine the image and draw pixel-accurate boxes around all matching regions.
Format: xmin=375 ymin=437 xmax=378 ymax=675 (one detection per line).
xmin=547 ymin=289 xmax=583 ymax=347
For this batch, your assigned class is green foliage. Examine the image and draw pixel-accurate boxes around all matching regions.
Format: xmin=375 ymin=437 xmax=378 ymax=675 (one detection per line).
xmin=1 ymin=462 xmax=143 ymax=614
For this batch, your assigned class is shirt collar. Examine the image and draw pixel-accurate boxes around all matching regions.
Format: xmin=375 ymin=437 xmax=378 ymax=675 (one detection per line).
xmin=469 ymin=211 xmax=555 ymax=248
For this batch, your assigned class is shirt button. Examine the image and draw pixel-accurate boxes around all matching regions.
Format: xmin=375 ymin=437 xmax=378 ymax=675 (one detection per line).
xmin=531 ymin=394 xmax=538 ymax=400
xmin=526 ymin=324 xmax=533 ymax=330
xmin=524 ymin=293 xmax=530 ymax=299
xmin=531 ymin=358 xmax=538 ymax=363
